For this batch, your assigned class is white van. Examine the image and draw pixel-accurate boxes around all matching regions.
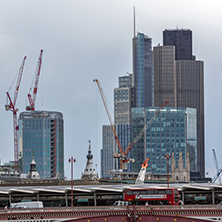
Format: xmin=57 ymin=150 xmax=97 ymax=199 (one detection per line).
xmin=112 ymin=201 xmax=129 ymax=206
xmin=10 ymin=201 xmax=43 ymax=209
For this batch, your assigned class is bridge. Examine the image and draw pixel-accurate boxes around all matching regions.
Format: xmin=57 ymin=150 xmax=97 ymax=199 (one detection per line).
xmin=0 ymin=205 xmax=222 ymax=221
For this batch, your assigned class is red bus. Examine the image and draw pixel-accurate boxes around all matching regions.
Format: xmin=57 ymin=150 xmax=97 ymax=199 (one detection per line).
xmin=124 ymin=188 xmax=179 ymax=205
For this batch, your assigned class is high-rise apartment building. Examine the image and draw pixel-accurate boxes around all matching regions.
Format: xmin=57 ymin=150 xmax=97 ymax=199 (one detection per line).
xmin=18 ymin=111 xmax=64 ymax=179
xmin=163 ymin=29 xmax=192 ymax=60
xmin=131 ymin=107 xmax=197 ymax=174
xmin=133 ymin=32 xmax=153 ymax=107
xmin=153 ymin=29 xmax=205 ymax=177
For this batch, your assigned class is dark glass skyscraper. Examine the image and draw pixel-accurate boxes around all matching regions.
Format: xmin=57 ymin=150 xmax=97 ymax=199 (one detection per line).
xmin=154 ymin=29 xmax=205 ymax=177
xmin=133 ymin=32 xmax=153 ymax=107
xmin=163 ymin=29 xmax=192 ymax=60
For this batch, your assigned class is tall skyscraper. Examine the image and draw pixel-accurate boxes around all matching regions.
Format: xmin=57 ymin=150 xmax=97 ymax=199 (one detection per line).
xmin=153 ymin=29 xmax=205 ymax=177
xmin=18 ymin=111 xmax=64 ymax=179
xmin=114 ymin=74 xmax=134 ymax=124
xmin=131 ymin=107 xmax=197 ymax=174
xmin=163 ymin=29 xmax=192 ymax=60
xmin=153 ymin=46 xmax=176 ymax=107
xmin=133 ymin=32 xmax=153 ymax=107
xmin=101 ymin=75 xmax=133 ymax=178
xmin=176 ymin=60 xmax=204 ymax=177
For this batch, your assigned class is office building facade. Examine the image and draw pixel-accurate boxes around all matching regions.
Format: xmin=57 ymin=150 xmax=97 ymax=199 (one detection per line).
xmin=101 ymin=125 xmax=115 ymax=178
xmin=153 ymin=29 xmax=205 ymax=177
xmin=101 ymin=74 xmax=133 ymax=178
xmin=114 ymin=75 xmax=134 ymax=124
xmin=131 ymin=107 xmax=197 ymax=174
xmin=176 ymin=60 xmax=204 ymax=177
xmin=18 ymin=111 xmax=64 ymax=179
xmin=133 ymin=32 xmax=153 ymax=107
xmin=153 ymin=46 xmax=176 ymax=107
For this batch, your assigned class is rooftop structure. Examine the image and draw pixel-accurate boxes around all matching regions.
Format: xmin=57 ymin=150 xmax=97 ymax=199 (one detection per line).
xmin=81 ymin=141 xmax=98 ymax=180
xmin=27 ymin=153 xmax=40 ymax=180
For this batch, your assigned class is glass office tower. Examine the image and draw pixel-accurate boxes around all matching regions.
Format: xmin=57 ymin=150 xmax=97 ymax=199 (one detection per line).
xmin=18 ymin=111 xmax=64 ymax=179
xmin=133 ymin=32 xmax=153 ymax=107
xmin=131 ymin=107 xmax=197 ymax=174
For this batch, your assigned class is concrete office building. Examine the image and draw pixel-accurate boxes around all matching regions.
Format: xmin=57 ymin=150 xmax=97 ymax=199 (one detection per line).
xmin=114 ymin=75 xmax=134 ymax=124
xmin=133 ymin=32 xmax=153 ymax=107
xmin=154 ymin=30 xmax=205 ymax=177
xmin=101 ymin=75 xmax=133 ymax=178
xmin=131 ymin=107 xmax=197 ymax=174
xmin=18 ymin=111 xmax=64 ymax=179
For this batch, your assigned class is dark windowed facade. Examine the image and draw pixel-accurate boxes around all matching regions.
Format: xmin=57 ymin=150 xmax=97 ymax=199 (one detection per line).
xmin=163 ymin=29 xmax=192 ymax=60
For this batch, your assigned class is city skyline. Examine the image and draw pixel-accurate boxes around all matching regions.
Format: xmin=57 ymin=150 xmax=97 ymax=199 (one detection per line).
xmin=0 ymin=0 xmax=221 ymax=181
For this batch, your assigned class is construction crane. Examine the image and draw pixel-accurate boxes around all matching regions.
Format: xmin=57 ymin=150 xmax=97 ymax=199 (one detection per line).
xmin=212 ymin=166 xmax=222 ymax=183
xmin=121 ymin=100 xmax=169 ymax=159
xmin=93 ymin=79 xmax=134 ymax=169
xmin=26 ymin=49 xmax=43 ymax=111
xmin=5 ymin=56 xmax=27 ymax=171
xmin=135 ymin=158 xmax=149 ymax=185
xmin=212 ymin=149 xmax=222 ymax=183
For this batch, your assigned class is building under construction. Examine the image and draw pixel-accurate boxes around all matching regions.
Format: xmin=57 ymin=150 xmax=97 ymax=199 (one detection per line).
xmin=18 ymin=111 xmax=64 ymax=179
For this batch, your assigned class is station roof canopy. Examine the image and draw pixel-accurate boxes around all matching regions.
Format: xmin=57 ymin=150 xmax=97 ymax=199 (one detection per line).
xmin=0 ymin=183 xmax=221 ymax=197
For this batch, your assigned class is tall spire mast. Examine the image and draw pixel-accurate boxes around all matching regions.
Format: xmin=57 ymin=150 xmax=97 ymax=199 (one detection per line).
xmin=133 ymin=6 xmax=136 ymax=38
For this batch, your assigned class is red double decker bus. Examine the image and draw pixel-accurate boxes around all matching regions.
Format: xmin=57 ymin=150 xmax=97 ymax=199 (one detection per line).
xmin=124 ymin=188 xmax=179 ymax=205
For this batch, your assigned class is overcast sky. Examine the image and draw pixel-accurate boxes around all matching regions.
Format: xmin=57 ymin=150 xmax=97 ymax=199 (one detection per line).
xmin=0 ymin=0 xmax=222 ymax=181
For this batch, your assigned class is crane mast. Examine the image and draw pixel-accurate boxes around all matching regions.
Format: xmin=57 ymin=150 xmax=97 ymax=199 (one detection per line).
xmin=212 ymin=149 xmax=222 ymax=183
xmin=26 ymin=49 xmax=43 ymax=111
xmin=5 ymin=56 xmax=27 ymax=171
xmin=93 ymin=79 xmax=125 ymax=155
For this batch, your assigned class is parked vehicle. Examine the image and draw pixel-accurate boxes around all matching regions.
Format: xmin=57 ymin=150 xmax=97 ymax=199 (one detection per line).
xmin=10 ymin=201 xmax=43 ymax=209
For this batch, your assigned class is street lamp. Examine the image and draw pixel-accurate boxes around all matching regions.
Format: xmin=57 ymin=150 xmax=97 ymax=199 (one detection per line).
xmin=164 ymin=153 xmax=171 ymax=188
xmin=68 ymin=157 xmax=76 ymax=207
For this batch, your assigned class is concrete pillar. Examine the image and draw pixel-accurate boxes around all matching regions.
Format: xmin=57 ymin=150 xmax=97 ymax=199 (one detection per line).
xmin=37 ymin=193 xmax=39 ymax=201
xmin=212 ymin=191 xmax=215 ymax=205
xmin=65 ymin=193 xmax=68 ymax=207
xmin=94 ymin=193 xmax=97 ymax=206
xmin=9 ymin=194 xmax=12 ymax=205
xmin=182 ymin=191 xmax=185 ymax=203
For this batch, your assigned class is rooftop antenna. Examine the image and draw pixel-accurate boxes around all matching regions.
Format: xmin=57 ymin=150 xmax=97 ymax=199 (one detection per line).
xmin=133 ymin=6 xmax=136 ymax=38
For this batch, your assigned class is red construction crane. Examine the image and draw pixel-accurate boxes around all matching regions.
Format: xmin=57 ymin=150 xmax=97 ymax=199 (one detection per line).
xmin=5 ymin=56 xmax=27 ymax=171
xmin=26 ymin=49 xmax=43 ymax=111
xmin=123 ymin=100 xmax=169 ymax=158
xmin=93 ymin=79 xmax=133 ymax=169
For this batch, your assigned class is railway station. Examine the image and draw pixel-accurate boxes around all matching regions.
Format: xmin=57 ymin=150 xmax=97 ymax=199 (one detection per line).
xmin=0 ymin=181 xmax=222 ymax=208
